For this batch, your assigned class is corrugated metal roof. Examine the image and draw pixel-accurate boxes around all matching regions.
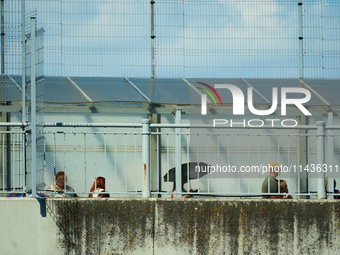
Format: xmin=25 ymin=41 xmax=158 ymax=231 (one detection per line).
xmin=129 ymin=78 xmax=191 ymax=105
xmin=0 ymin=75 xmax=22 ymax=101
xmin=244 ymin=79 xmax=326 ymax=106
xmin=1 ymin=76 xmax=339 ymax=106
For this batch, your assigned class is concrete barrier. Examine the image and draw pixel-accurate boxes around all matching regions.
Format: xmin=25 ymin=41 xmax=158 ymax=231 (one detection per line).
xmin=1 ymin=198 xmax=340 ymax=254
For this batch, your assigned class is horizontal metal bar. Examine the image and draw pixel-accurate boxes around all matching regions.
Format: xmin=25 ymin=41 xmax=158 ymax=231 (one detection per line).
xmin=0 ymin=131 xmax=25 ymax=134
xmin=150 ymin=124 xmax=318 ymax=130
xmin=2 ymin=122 xmax=337 ymax=130
xmin=2 ymin=104 xmax=338 ymax=116
xmin=43 ymin=122 xmax=143 ymax=128
xmin=325 ymin=125 xmax=340 ymax=130
xmin=0 ymin=122 xmax=27 ymax=127
xmin=150 ymin=192 xmax=317 ymax=197
xmin=42 ymin=131 xmax=143 ymax=135
xmin=40 ymin=122 xmax=322 ymax=130
xmin=150 ymin=131 xmax=316 ymax=137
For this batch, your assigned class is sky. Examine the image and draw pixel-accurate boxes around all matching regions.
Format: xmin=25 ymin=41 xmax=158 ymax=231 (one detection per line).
xmin=3 ymin=0 xmax=340 ymax=78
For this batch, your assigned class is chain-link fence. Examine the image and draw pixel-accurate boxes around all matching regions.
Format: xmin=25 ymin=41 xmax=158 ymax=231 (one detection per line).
xmin=2 ymin=119 xmax=340 ymax=199
xmin=1 ymin=0 xmax=339 ymax=79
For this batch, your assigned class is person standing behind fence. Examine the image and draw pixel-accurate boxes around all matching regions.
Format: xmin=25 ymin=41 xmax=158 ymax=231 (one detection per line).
xmin=262 ymin=161 xmax=289 ymax=199
xmin=46 ymin=171 xmax=77 ymax=197
xmin=89 ymin=176 xmax=110 ymax=198
xmin=325 ymin=177 xmax=340 ymax=199
xmin=280 ymin=180 xmax=293 ymax=199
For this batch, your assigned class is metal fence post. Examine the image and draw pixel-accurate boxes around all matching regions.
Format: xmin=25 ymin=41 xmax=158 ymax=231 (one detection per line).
xmin=22 ymin=132 xmax=26 ymax=193
xmin=31 ymin=17 xmax=37 ymax=198
xmin=142 ymin=119 xmax=151 ymax=197
xmin=21 ymin=0 xmax=26 ymax=122
xmin=150 ymin=0 xmax=155 ymax=78
xmin=327 ymin=111 xmax=334 ymax=199
xmin=175 ymin=109 xmax=182 ymax=197
xmin=317 ymin=121 xmax=326 ymax=199
xmin=298 ymin=0 xmax=303 ymax=78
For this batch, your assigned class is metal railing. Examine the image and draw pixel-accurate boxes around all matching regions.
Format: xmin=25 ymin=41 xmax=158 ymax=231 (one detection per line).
xmin=1 ymin=120 xmax=339 ymax=199
xmin=0 ymin=123 xmax=26 ymax=195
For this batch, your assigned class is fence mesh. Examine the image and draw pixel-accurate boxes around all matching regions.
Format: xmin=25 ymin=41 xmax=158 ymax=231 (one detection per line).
xmin=1 ymin=0 xmax=339 ymax=78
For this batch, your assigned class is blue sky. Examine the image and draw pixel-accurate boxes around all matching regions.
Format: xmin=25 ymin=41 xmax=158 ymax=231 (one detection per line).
xmin=5 ymin=0 xmax=340 ymax=78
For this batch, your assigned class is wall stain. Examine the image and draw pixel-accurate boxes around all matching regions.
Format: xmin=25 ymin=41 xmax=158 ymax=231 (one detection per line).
xmin=46 ymin=198 xmax=340 ymax=254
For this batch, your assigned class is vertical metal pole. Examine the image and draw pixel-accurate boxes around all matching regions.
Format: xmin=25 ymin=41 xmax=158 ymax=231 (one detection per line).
xmin=21 ymin=0 xmax=26 ymax=194
xmin=30 ymin=17 xmax=36 ymax=198
xmin=21 ymin=0 xmax=26 ymax=122
xmin=175 ymin=109 xmax=182 ymax=197
xmin=11 ymin=133 xmax=15 ymax=190
xmin=321 ymin=2 xmax=324 ymax=78
xmin=298 ymin=115 xmax=308 ymax=199
xmin=142 ymin=119 xmax=151 ymax=197
xmin=1 ymin=0 xmax=11 ymax=193
xmin=317 ymin=121 xmax=326 ymax=199
xmin=1 ymin=0 xmax=4 ymax=75
xmin=327 ymin=111 xmax=334 ymax=199
xmin=0 ymin=0 xmax=4 ymax=196
xmin=0 ymin=0 xmax=3 ymax=105
xmin=150 ymin=114 xmax=160 ymax=197
xmin=22 ymin=132 xmax=26 ymax=192
xmin=2 ymin=133 xmax=4 ymax=192
xmin=298 ymin=1 xmax=303 ymax=78
xmin=84 ymin=133 xmax=86 ymax=196
xmin=150 ymin=0 xmax=155 ymax=78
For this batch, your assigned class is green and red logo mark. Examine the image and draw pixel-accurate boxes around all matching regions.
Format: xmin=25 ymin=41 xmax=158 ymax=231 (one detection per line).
xmin=197 ymin=82 xmax=223 ymax=107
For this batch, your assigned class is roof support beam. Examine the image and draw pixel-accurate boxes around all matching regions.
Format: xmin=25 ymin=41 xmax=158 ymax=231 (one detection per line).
xmin=299 ymin=79 xmax=330 ymax=107
xmin=241 ymin=78 xmax=271 ymax=105
xmin=67 ymin=76 xmax=93 ymax=103
xmin=124 ymin=77 xmax=152 ymax=105
xmin=182 ymin=78 xmax=213 ymax=104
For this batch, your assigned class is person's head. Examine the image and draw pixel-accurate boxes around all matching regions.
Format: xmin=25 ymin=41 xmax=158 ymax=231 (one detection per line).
xmin=280 ymin=180 xmax=288 ymax=193
xmin=89 ymin=176 xmax=106 ymax=197
xmin=269 ymin=161 xmax=281 ymax=178
xmin=325 ymin=177 xmax=336 ymax=190
xmin=56 ymin=171 xmax=65 ymax=190
xmin=95 ymin=176 xmax=105 ymax=190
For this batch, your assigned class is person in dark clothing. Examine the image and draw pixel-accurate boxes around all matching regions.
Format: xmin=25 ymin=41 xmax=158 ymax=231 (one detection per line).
xmin=325 ymin=177 xmax=340 ymax=199
xmin=262 ymin=161 xmax=290 ymax=199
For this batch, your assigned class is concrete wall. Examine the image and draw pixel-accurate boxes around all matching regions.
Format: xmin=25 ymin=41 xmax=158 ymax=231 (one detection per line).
xmin=1 ymin=198 xmax=340 ymax=255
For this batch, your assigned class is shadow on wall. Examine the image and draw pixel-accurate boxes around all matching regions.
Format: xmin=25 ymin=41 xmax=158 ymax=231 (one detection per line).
xmin=44 ymin=198 xmax=155 ymax=255
xmin=46 ymin=198 xmax=83 ymax=255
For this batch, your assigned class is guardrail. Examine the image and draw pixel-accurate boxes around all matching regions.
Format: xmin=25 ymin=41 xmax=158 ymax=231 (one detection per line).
xmin=1 ymin=120 xmax=339 ymax=199
xmin=0 ymin=125 xmax=26 ymax=194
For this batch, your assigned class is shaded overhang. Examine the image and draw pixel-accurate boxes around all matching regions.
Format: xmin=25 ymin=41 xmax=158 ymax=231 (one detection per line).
xmin=1 ymin=75 xmax=339 ymax=114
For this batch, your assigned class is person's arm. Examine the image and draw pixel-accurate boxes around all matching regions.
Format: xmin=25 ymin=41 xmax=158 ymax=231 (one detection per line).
xmin=183 ymin=189 xmax=198 ymax=198
xmin=270 ymin=195 xmax=292 ymax=199
xmin=172 ymin=192 xmax=190 ymax=198
xmin=284 ymin=187 xmax=293 ymax=199
xmin=270 ymin=195 xmax=286 ymax=199
xmin=172 ymin=188 xmax=197 ymax=198
xmin=98 ymin=193 xmax=110 ymax=198
xmin=171 ymin=187 xmax=176 ymax=198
